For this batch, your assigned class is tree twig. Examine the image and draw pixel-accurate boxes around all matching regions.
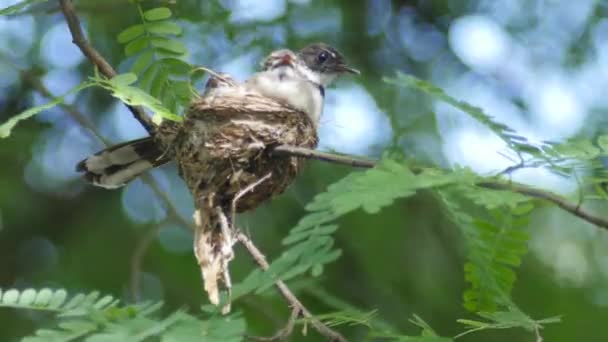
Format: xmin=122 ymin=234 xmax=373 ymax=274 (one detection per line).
xmin=129 ymin=223 xmax=163 ymax=302
xmin=57 ymin=0 xmax=156 ymax=135
xmin=19 ymin=70 xmax=108 ymax=145
xmin=249 ymin=307 xmax=301 ymax=341
xmin=273 ymin=145 xmax=375 ymax=168
xmin=231 ymin=172 xmax=272 ymax=228
xmin=236 ymin=232 xmax=346 ymax=342
xmin=271 ymin=145 xmax=608 ymax=230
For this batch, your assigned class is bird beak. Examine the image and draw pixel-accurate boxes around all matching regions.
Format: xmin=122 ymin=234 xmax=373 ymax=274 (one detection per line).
xmin=277 ymin=53 xmax=294 ymax=67
xmin=335 ymin=64 xmax=360 ymax=75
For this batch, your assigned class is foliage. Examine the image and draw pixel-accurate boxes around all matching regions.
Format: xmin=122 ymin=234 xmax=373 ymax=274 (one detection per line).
xmin=0 ymin=288 xmax=245 ymax=342
xmin=0 ymin=0 xmax=47 ymax=16
xmin=0 ymin=81 xmax=94 ymax=138
xmin=384 ymin=72 xmax=544 ymax=156
xmin=2 ymin=0 xmax=608 ymax=341
xmin=90 ymin=72 xmax=182 ymax=123
xmin=439 ymin=194 xmax=532 ymax=312
xmin=117 ymin=2 xmax=194 ymax=117
xmin=456 ymin=310 xmax=561 ymax=339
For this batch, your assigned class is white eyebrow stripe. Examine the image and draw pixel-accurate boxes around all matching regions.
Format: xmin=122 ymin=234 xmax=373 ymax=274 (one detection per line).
xmin=320 ymin=48 xmax=336 ymax=58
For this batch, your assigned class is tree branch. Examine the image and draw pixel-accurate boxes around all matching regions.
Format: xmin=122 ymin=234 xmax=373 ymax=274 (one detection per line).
xmin=249 ymin=307 xmax=300 ymax=341
xmin=271 ymin=145 xmax=608 ymax=230
xmin=236 ymin=232 xmax=346 ymax=342
xmin=57 ymin=0 xmax=156 ymax=135
xmin=129 ymin=223 xmax=162 ymax=302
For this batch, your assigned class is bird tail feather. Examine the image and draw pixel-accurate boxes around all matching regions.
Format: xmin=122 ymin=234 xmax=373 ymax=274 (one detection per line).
xmin=76 ymin=137 xmax=169 ymax=189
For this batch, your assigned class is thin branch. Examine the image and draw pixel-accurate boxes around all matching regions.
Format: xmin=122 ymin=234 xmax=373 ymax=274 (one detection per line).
xmin=237 ymin=232 xmax=346 ymax=342
xmin=129 ymin=223 xmax=163 ymax=302
xmin=231 ymin=172 xmax=272 ymax=227
xmin=57 ymin=0 xmax=156 ymax=135
xmin=249 ymin=307 xmax=301 ymax=341
xmin=272 ymin=145 xmax=375 ymax=168
xmin=476 ymin=181 xmax=608 ymax=228
xmin=142 ymin=175 xmax=193 ymax=231
xmin=271 ymin=145 xmax=608 ymax=230
xmin=535 ymin=326 xmax=543 ymax=342
xmin=19 ymin=70 xmax=108 ymax=145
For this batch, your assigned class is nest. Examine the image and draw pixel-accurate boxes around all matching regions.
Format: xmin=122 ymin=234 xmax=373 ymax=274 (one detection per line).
xmin=176 ymin=88 xmax=319 ymax=212
xmin=155 ymin=78 xmax=319 ymax=308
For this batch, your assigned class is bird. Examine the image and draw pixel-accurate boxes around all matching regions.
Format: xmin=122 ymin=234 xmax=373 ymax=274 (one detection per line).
xmin=75 ymin=43 xmax=358 ymax=192
xmin=177 ymin=47 xmax=356 ymax=307
xmin=75 ymin=45 xmax=358 ymax=308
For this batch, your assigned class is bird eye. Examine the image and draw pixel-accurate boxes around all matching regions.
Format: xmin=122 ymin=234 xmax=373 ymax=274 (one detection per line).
xmin=317 ymin=51 xmax=329 ymax=63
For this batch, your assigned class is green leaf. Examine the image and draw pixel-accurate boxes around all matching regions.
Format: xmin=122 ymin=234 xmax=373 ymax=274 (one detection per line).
xmin=143 ymin=7 xmax=172 ymax=21
xmin=150 ymin=68 xmax=168 ymax=98
xmin=90 ymin=74 xmax=181 ymax=122
xmin=34 ymin=288 xmax=53 ymax=306
xmin=150 ymin=37 xmax=187 ymax=55
xmin=124 ymin=36 xmax=150 ymax=57
xmin=0 ymin=81 xmax=94 ymax=138
xmin=131 ymin=50 xmax=155 ymax=75
xmin=2 ymin=289 xmax=19 ymax=304
xmin=117 ymin=24 xmax=145 ymax=44
xmin=306 ymin=159 xmax=467 ymax=216
xmin=384 ymin=72 xmax=539 ymax=154
xmin=19 ymin=289 xmax=37 ymax=305
xmin=147 ymin=21 xmax=182 ymax=36
xmin=112 ymin=73 xmax=138 ymax=86
xmin=63 ymin=293 xmax=86 ymax=310
xmin=598 ymin=135 xmax=608 ymax=152
xmin=139 ymin=63 xmax=159 ymax=91
xmin=0 ymin=0 xmax=47 ymax=15
xmin=170 ymin=80 xmax=193 ymax=105
xmin=93 ymin=295 xmax=114 ymax=309
xmin=161 ymin=85 xmax=178 ymax=114
xmin=48 ymin=290 xmax=68 ymax=309
xmin=160 ymin=58 xmax=191 ymax=75
xmin=552 ymin=139 xmax=600 ymax=160
xmin=465 ymin=206 xmax=530 ymax=311
xmin=456 ymin=309 xmax=560 ymax=340
xmin=462 ymin=185 xmax=530 ymax=210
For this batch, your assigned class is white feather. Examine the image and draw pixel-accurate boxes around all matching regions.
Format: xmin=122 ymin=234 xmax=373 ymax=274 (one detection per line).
xmin=98 ymin=160 xmax=154 ymax=188
xmin=246 ymin=65 xmax=324 ymax=126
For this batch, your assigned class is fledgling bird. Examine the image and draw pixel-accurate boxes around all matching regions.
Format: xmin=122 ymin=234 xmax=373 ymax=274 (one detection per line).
xmin=74 ymin=45 xmax=358 ymax=308
xmin=175 ymin=47 xmax=355 ymax=212
xmin=246 ymin=49 xmax=324 ymax=126
xmin=75 ymin=43 xmax=358 ymax=191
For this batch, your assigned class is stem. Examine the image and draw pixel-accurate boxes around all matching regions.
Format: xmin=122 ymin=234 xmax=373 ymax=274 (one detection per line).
xmin=58 ymin=0 xmax=156 ymax=134
xmin=271 ymin=145 xmax=608 ymax=230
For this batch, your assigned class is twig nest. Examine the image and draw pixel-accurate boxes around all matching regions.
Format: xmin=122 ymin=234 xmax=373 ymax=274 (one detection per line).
xmin=176 ymin=84 xmax=319 ymax=212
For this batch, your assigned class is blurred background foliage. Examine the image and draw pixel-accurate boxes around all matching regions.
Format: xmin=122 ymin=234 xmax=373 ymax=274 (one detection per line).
xmin=2 ymin=0 xmax=608 ymax=341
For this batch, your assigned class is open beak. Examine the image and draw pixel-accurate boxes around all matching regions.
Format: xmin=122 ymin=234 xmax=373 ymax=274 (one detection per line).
xmin=334 ymin=64 xmax=360 ymax=75
xmin=277 ymin=53 xmax=294 ymax=67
